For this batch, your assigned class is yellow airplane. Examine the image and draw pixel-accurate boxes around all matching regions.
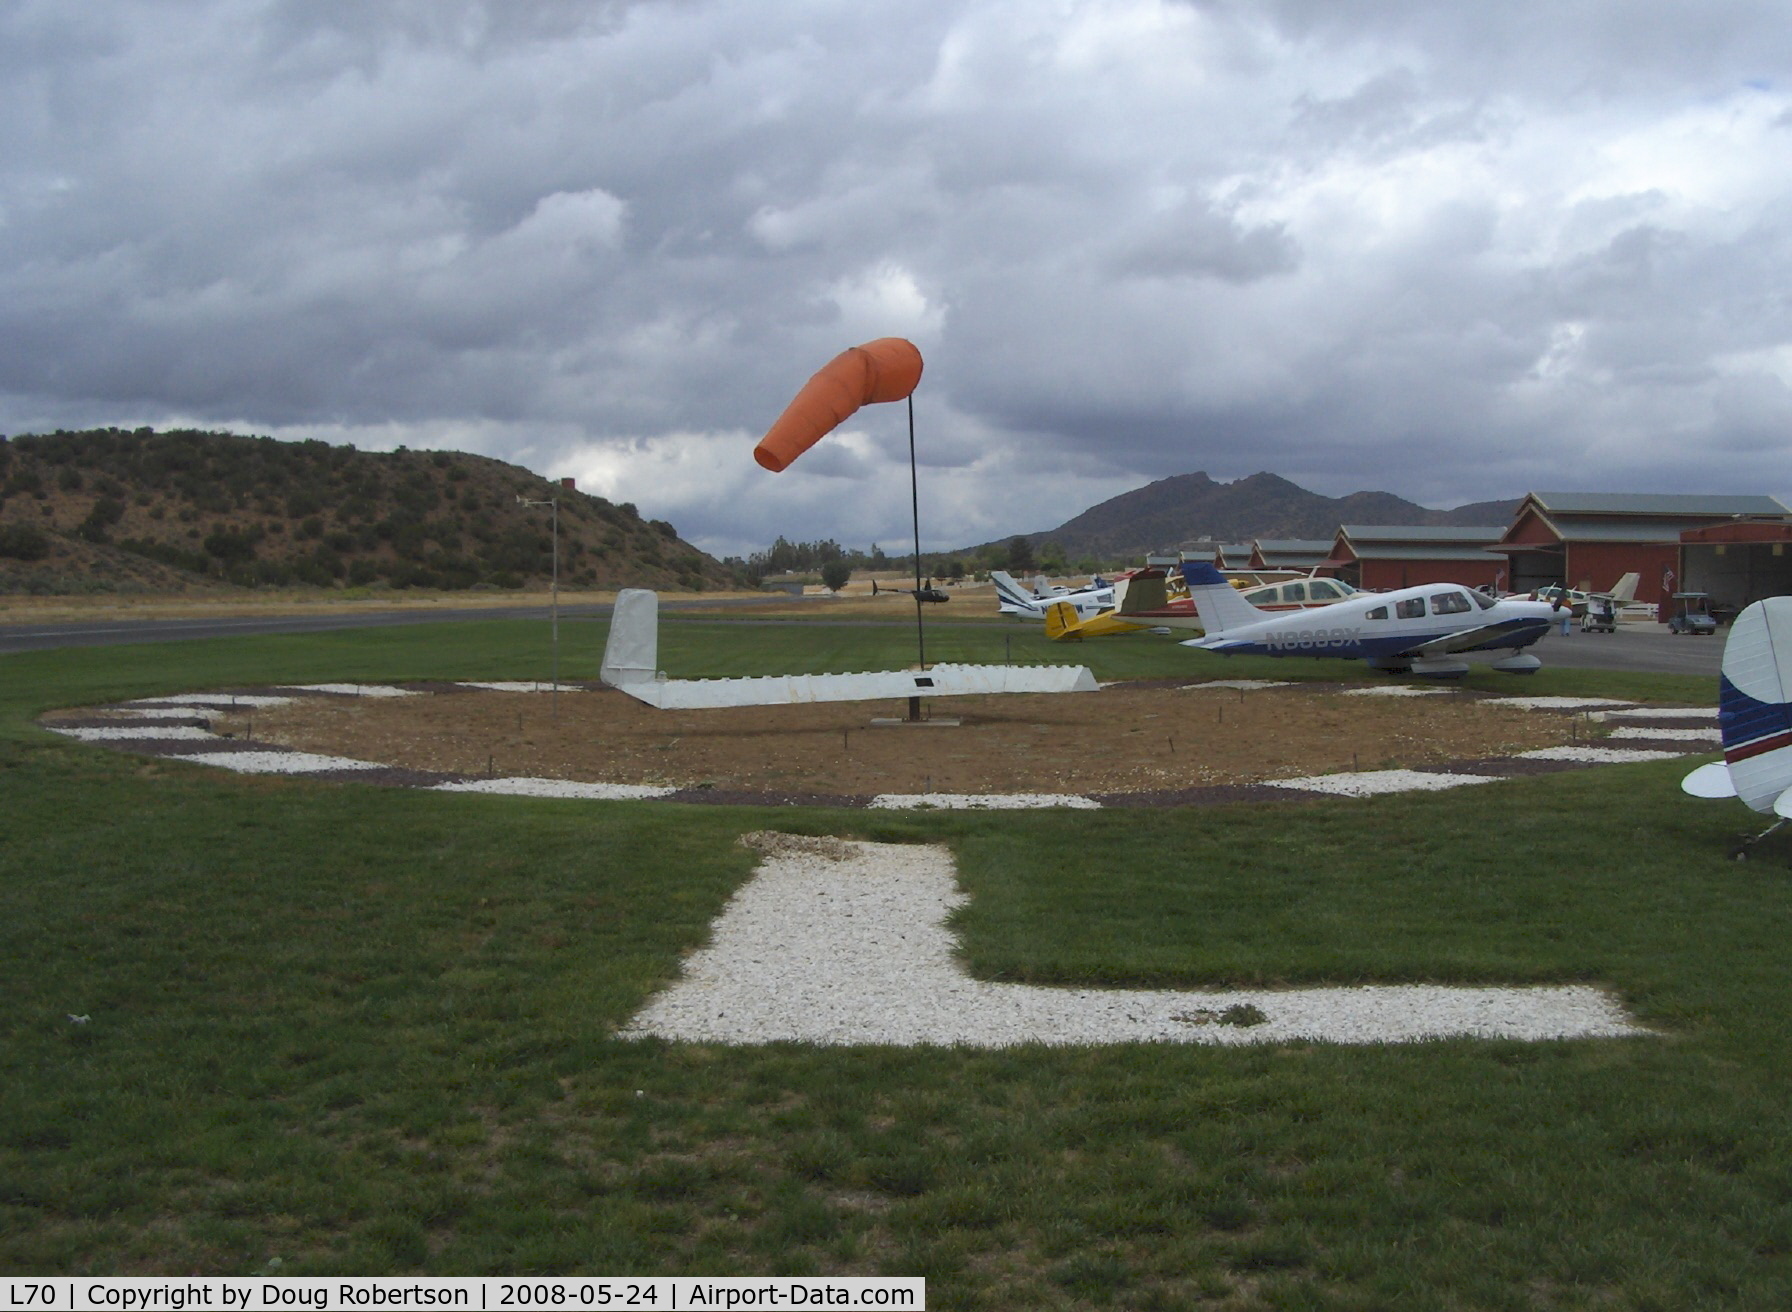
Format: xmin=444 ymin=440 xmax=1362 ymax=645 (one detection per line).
xmin=1043 ymin=567 xmax=1197 ymax=641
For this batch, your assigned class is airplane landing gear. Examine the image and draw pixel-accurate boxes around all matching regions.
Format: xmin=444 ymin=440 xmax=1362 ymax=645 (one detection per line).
xmin=1729 ymin=818 xmax=1787 ymax=861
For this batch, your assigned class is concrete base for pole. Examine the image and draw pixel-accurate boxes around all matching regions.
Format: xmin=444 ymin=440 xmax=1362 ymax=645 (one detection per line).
xmin=870 ymin=716 xmax=964 ymax=727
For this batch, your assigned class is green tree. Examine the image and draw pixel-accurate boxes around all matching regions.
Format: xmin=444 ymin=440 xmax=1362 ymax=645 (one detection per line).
xmin=0 ymin=523 xmax=50 ymax=561
xmin=1006 ymin=535 xmax=1036 ymax=574
xmin=820 ymin=560 xmax=852 ymax=592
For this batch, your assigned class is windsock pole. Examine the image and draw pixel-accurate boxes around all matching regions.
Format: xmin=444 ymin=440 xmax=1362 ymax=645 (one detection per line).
xmin=907 ymin=393 xmax=926 ymax=722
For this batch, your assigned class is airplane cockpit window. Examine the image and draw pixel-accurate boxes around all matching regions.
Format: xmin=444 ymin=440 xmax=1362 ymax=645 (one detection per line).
xmin=1430 ymin=591 xmax=1473 ymax=615
xmin=1366 ymin=605 xmax=1389 ymax=621
xmin=1470 ymin=590 xmax=1496 ymax=610
xmin=1308 ymin=580 xmax=1341 ymax=600
xmin=1395 ymin=598 xmax=1426 ymax=619
xmin=1285 ymin=582 xmax=1307 ymax=602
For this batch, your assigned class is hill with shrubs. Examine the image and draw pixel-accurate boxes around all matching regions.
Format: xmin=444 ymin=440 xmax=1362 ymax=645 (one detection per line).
xmin=0 ymin=428 xmax=740 ymax=596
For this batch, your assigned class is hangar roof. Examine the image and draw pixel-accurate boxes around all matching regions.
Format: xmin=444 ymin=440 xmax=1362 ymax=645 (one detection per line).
xmin=1527 ymin=492 xmax=1790 ymax=517
xmin=1330 ymin=525 xmax=1505 ymax=563
xmin=1500 ymin=492 xmax=1792 ymax=549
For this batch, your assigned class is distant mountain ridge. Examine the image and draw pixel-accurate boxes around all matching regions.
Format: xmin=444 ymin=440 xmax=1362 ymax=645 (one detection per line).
xmin=977 ymin=471 xmax=1518 ymax=562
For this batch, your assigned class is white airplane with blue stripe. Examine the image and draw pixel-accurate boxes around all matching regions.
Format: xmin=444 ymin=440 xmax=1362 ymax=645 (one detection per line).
xmin=1176 ymin=561 xmax=1564 ymax=678
xmin=1682 ymin=596 xmax=1792 ymax=855
xmin=990 ymin=569 xmax=1114 ymax=620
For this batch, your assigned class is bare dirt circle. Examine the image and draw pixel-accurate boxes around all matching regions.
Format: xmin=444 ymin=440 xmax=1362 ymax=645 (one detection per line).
xmin=210 ymin=681 xmax=1576 ymax=799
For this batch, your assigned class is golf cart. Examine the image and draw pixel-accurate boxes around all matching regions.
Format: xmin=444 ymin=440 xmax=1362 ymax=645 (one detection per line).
xmin=1667 ymin=592 xmax=1718 ymax=636
xmin=1581 ymin=593 xmax=1618 ymax=633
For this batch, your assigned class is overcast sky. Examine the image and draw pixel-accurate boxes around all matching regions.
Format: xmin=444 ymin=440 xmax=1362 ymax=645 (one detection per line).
xmin=5 ymin=1 xmax=1791 ymax=558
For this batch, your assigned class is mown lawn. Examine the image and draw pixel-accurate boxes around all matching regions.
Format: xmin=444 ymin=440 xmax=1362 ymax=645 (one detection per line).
xmin=5 ymin=617 xmax=1788 ymax=1308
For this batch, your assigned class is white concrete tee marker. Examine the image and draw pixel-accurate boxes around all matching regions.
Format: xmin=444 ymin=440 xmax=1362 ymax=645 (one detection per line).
xmin=620 ymin=837 xmax=1647 ymax=1048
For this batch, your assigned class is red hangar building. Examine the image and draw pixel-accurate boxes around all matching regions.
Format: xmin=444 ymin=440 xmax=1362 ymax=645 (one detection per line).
xmin=1319 ymin=525 xmax=1508 ymax=593
xmin=1490 ymin=492 xmax=1792 ymax=618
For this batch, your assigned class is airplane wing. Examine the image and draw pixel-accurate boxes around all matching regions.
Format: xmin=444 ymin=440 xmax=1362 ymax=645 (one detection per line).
xmin=1403 ymin=617 xmax=1554 ymax=658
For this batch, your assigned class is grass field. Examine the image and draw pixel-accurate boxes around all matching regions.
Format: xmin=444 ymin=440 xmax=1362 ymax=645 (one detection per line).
xmin=4 ymin=616 xmax=1789 ymax=1307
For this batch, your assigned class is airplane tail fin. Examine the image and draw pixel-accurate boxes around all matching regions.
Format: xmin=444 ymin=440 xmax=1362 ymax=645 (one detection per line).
xmin=990 ymin=570 xmax=1039 ymax=614
xmin=1043 ymin=599 xmax=1083 ymax=641
xmin=1114 ymin=571 xmax=1169 ymax=616
xmin=1712 ymin=596 xmax=1792 ymax=814
xmin=601 ymin=588 xmax=661 ymax=688
xmin=1177 ymin=561 xmax=1268 ymax=636
xmin=1607 ymin=572 xmax=1640 ymax=604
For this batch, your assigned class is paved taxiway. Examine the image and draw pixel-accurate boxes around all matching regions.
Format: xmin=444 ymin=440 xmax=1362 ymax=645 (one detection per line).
xmin=1521 ymin=623 xmax=1722 ymax=677
xmin=0 ymin=602 xmax=1724 ymax=677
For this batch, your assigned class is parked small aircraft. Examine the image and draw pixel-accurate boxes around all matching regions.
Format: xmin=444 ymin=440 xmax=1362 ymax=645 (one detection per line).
xmin=1042 ymin=566 xmax=1190 ymax=640
xmin=1177 ymin=561 xmax=1563 ymax=677
xmin=1681 ymin=596 xmax=1792 ymax=856
xmin=991 ymin=570 xmax=1114 ymax=620
xmin=1529 ymin=572 xmax=1640 ymax=618
xmin=1042 ymin=568 xmax=1363 ymax=641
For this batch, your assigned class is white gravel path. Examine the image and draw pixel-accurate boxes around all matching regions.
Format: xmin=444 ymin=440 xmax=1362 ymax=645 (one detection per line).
xmin=1263 ymin=769 xmax=1500 ymax=797
xmin=432 ymin=777 xmax=675 ymax=800
xmin=1517 ymin=745 xmax=1687 ymax=763
xmin=287 ymin=683 xmax=419 ymax=697
xmin=620 ymin=835 xmax=1647 ymax=1047
xmin=1519 ymin=742 xmax=1684 ymax=763
xmin=177 ymin=750 xmax=387 ymax=774
xmin=1483 ymin=696 xmax=1635 ymax=710
xmin=53 ymin=725 xmax=219 ymax=742
xmin=870 ymin=792 xmax=1103 ymax=810
xmin=1338 ymin=685 xmax=1452 ymax=697
xmin=1593 ymin=708 xmax=1718 ymax=722
xmin=109 ymin=706 xmax=228 ymax=719
xmin=1608 ymin=726 xmax=1722 ymax=742
xmin=455 ymin=682 xmax=584 ymax=693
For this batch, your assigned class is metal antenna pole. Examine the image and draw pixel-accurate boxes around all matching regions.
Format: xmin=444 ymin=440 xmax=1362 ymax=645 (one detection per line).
xmin=907 ymin=393 xmax=925 ymax=723
xmin=910 ymin=393 xmax=925 ymax=670
xmin=549 ymin=498 xmax=559 ymax=721
xmin=518 ymin=494 xmax=561 ymax=722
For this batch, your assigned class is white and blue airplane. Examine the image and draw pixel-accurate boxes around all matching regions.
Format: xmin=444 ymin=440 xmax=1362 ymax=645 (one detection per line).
xmin=1682 ymin=596 xmax=1792 ymax=856
xmin=990 ymin=570 xmax=1115 ymax=621
xmin=1176 ymin=560 xmax=1564 ymax=678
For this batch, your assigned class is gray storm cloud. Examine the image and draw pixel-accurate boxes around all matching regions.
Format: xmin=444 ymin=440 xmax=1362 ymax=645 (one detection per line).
xmin=3 ymin=0 xmax=1790 ymax=557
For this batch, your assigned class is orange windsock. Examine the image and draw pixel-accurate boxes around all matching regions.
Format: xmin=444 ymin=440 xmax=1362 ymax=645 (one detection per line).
xmin=753 ymin=338 xmax=924 ymax=473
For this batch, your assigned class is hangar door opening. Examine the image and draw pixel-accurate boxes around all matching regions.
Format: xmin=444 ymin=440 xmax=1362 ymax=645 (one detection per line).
xmin=1683 ymin=544 xmax=1792 ymax=611
xmin=1503 ymin=548 xmax=1562 ymax=595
